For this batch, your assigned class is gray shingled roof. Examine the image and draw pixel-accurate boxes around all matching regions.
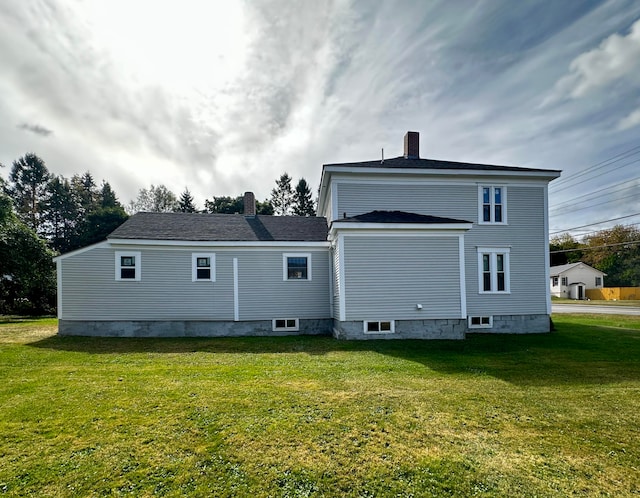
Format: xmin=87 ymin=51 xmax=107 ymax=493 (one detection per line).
xmin=336 ymin=210 xmax=471 ymax=224
xmin=549 ymin=262 xmax=606 ymax=276
xmin=324 ymin=156 xmax=561 ymax=173
xmin=108 ymin=212 xmax=329 ymax=242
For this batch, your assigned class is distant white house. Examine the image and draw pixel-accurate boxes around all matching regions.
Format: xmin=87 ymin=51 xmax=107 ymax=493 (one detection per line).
xmin=550 ymin=262 xmax=606 ymax=299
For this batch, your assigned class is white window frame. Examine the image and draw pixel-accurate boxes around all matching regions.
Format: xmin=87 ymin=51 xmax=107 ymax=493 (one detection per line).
xmin=595 ymin=276 xmax=602 ymax=287
xmin=478 ymin=186 xmax=507 ymax=225
xmin=115 ymin=251 xmax=141 ymax=281
xmin=272 ymin=318 xmax=300 ymax=331
xmin=468 ymin=316 xmax=493 ymax=329
xmin=477 ymin=247 xmax=510 ymax=294
xmin=561 ymin=276 xmax=568 ymax=286
xmin=192 ymin=253 xmax=216 ymax=282
xmin=283 ymin=253 xmax=312 ymax=281
xmin=552 ymin=276 xmax=559 ymax=287
xmin=363 ymin=320 xmax=395 ymax=334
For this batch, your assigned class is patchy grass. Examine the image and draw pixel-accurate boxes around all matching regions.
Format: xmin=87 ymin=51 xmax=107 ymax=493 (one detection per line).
xmin=0 ymin=315 xmax=639 ymax=497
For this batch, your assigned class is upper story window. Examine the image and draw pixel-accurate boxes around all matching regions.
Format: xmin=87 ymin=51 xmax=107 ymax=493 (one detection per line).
xmin=283 ymin=253 xmax=312 ymax=281
xmin=479 ymin=186 xmax=506 ymax=224
xmin=115 ymin=251 xmax=141 ymax=281
xmin=478 ymin=247 xmax=510 ymax=294
xmin=192 ymin=253 xmax=216 ymax=282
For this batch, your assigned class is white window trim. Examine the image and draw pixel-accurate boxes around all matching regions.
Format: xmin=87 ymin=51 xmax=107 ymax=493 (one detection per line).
xmin=115 ymin=251 xmax=141 ymax=281
xmin=468 ymin=316 xmax=493 ymax=329
xmin=477 ymin=247 xmax=510 ymax=294
xmin=272 ymin=318 xmax=300 ymax=332
xmin=192 ymin=253 xmax=216 ymax=282
xmin=283 ymin=253 xmax=312 ymax=281
xmin=478 ymin=185 xmax=507 ymax=225
xmin=363 ymin=320 xmax=395 ymax=334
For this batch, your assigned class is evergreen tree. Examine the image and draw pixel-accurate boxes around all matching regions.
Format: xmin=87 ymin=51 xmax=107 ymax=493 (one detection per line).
xmin=270 ymin=173 xmax=293 ymax=215
xmin=99 ymin=181 xmax=120 ymax=209
xmin=71 ymin=172 xmax=98 ymax=216
xmin=7 ymin=153 xmax=51 ymax=232
xmin=176 ymin=188 xmax=197 ymax=212
xmin=40 ymin=176 xmax=80 ymax=253
xmin=292 ymin=178 xmax=315 ymax=216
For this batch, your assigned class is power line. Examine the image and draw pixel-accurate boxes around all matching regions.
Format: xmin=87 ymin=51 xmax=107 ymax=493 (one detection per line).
xmin=549 ymin=176 xmax=640 ymax=214
xmin=550 ymin=240 xmax=640 ymax=254
xmin=550 ymin=190 xmax=640 ymax=217
xmin=550 ymin=144 xmax=640 ymax=191
xmin=550 ymin=157 xmax=640 ymax=194
xmin=549 ymin=212 xmax=640 ymax=235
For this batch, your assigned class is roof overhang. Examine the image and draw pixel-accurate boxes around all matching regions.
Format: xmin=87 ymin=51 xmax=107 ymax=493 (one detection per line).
xmin=329 ymin=222 xmax=472 ymax=240
xmin=317 ymin=164 xmax=561 ymax=216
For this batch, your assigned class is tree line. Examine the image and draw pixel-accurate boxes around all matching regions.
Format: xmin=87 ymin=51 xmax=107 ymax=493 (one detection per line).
xmin=127 ymin=172 xmax=315 ymax=217
xmin=0 ymin=153 xmax=317 ymax=314
xmin=550 ymin=224 xmax=640 ymax=287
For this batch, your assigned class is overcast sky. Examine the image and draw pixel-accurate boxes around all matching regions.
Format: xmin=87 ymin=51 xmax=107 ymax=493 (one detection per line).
xmin=1 ymin=0 xmax=639 ymax=235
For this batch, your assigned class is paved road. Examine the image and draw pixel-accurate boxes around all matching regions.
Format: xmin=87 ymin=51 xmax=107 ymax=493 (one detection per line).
xmin=552 ymin=304 xmax=640 ymax=316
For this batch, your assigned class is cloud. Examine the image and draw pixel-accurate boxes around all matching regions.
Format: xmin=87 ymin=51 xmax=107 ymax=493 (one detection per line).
xmin=617 ymin=108 xmax=640 ymax=130
xmin=18 ymin=123 xmax=53 ymax=136
xmin=551 ymin=17 xmax=640 ymax=100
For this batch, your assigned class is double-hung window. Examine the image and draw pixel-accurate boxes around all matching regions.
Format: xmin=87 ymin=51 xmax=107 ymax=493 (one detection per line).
xmin=283 ymin=253 xmax=312 ymax=281
xmin=479 ymin=186 xmax=506 ymax=224
xmin=595 ymin=276 xmax=602 ymax=287
xmin=192 ymin=253 xmax=216 ymax=282
xmin=552 ymin=276 xmax=559 ymax=286
xmin=115 ymin=251 xmax=141 ymax=281
xmin=478 ymin=248 xmax=510 ymax=293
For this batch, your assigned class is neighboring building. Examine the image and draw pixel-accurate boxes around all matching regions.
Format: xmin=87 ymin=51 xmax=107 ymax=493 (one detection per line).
xmin=55 ymin=132 xmax=561 ymax=339
xmin=549 ymin=262 xmax=606 ymax=299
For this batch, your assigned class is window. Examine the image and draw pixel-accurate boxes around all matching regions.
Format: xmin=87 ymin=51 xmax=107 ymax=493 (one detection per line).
xmin=283 ymin=253 xmax=312 ymax=281
xmin=115 ymin=251 xmax=141 ymax=281
xmin=479 ymin=186 xmax=506 ymax=224
xmin=477 ymin=248 xmax=510 ymax=293
xmin=561 ymin=277 xmax=568 ymax=286
xmin=552 ymin=276 xmax=559 ymax=286
xmin=364 ymin=320 xmax=395 ymax=334
xmin=595 ymin=276 xmax=602 ymax=287
xmin=469 ymin=316 xmax=493 ymax=329
xmin=192 ymin=253 xmax=216 ymax=282
xmin=272 ymin=318 xmax=299 ymax=331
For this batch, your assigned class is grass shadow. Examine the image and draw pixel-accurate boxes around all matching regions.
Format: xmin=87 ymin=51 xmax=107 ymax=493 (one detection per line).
xmin=26 ymin=319 xmax=640 ymax=387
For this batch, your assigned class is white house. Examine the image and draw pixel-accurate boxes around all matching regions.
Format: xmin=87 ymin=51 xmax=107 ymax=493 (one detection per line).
xmin=54 ymin=132 xmax=561 ymax=339
xmin=549 ymin=262 xmax=606 ymax=299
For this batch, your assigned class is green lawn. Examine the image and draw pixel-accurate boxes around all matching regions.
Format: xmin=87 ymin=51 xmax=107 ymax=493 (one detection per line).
xmin=0 ymin=316 xmax=639 ymax=497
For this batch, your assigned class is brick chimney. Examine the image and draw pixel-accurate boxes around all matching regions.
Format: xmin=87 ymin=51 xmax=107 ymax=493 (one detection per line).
xmin=243 ymin=191 xmax=256 ymax=217
xmin=404 ymin=131 xmax=419 ymax=159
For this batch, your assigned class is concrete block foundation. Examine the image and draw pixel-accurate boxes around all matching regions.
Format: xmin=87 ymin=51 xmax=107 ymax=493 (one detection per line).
xmin=58 ymin=319 xmax=333 ymax=338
